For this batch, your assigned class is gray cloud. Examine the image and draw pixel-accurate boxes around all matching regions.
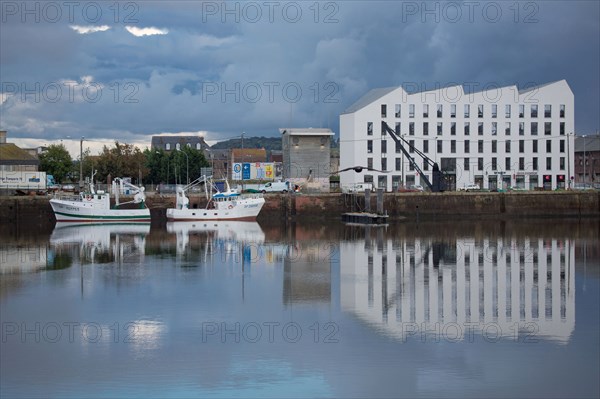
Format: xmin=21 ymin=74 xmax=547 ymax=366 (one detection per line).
xmin=1 ymin=1 xmax=598 ymax=149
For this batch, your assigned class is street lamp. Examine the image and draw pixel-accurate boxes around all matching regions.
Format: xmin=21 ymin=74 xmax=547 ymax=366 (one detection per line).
xmin=241 ymin=131 xmax=245 ymax=191
xmin=582 ymin=134 xmax=587 ymax=185
xmin=177 ymin=148 xmax=189 ymax=185
xmin=79 ymin=136 xmax=85 ymax=189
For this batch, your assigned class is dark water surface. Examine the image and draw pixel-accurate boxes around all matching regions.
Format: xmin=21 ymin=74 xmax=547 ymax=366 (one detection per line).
xmin=1 ymin=218 xmax=599 ymax=398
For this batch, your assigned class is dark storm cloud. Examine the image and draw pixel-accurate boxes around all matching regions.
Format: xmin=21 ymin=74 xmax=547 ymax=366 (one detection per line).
xmin=1 ymin=1 xmax=598 ymax=148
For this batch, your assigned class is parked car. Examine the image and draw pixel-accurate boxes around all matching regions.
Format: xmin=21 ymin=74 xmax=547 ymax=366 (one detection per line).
xmin=258 ymin=181 xmax=291 ymax=193
xmin=572 ymin=183 xmax=594 ymax=191
xmin=61 ymin=184 xmax=75 ymax=192
xmin=465 ymin=184 xmax=480 ymax=192
xmin=410 ymin=184 xmax=425 ymax=192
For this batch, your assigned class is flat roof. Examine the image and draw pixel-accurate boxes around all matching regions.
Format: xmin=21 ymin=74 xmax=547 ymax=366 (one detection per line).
xmin=279 ymin=128 xmax=335 ymax=136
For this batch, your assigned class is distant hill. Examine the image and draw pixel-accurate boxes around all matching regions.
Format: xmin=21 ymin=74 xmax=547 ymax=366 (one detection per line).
xmin=211 ymin=136 xmax=281 ymax=150
xmin=211 ymin=136 xmax=339 ymax=150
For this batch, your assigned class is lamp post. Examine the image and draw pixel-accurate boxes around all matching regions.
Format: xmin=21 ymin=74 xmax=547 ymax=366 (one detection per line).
xmin=178 ymin=148 xmax=189 ymax=185
xmin=582 ymin=134 xmax=587 ymax=185
xmin=241 ymin=131 xmax=245 ymax=191
xmin=79 ymin=136 xmax=84 ymax=189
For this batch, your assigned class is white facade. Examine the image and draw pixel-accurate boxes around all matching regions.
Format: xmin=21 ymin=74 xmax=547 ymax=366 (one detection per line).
xmin=340 ymin=80 xmax=575 ymax=191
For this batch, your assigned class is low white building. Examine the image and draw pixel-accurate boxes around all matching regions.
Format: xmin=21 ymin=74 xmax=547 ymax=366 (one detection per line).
xmin=340 ymin=80 xmax=575 ymax=191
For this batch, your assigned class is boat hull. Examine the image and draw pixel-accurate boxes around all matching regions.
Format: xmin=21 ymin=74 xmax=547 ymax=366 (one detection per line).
xmin=50 ymin=199 xmax=151 ymax=222
xmin=166 ymin=198 xmax=264 ymax=221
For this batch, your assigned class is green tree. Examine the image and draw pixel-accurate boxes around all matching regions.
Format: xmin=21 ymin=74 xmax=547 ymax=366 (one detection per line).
xmin=144 ymin=147 xmax=209 ymax=185
xmin=94 ymin=142 xmax=148 ymax=184
xmin=38 ymin=144 xmax=73 ymax=183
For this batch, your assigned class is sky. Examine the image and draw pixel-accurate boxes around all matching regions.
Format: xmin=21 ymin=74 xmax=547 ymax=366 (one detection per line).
xmin=1 ymin=0 xmax=599 ymax=156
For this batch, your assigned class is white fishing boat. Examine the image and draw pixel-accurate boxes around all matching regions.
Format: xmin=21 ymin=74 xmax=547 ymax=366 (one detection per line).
xmin=166 ymin=176 xmax=265 ymax=221
xmin=50 ymin=172 xmax=150 ymax=223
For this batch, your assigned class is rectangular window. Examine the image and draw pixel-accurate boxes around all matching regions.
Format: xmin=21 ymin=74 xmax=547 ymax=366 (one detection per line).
xmin=492 ymin=157 xmax=497 ymax=171
xmin=367 ymin=158 xmax=373 ymax=169
xmin=560 ymin=157 xmax=565 ymax=170
xmin=367 ymin=140 xmax=373 ymax=153
xmin=409 ymin=104 xmax=415 ymax=118
xmin=533 ymin=140 xmax=538 ymax=153
xmin=560 ymin=140 xmax=565 ymax=153
xmin=533 ymin=157 xmax=538 ymax=171
xmin=451 ymin=140 xmax=456 ymax=153
xmin=505 ymin=122 xmax=511 ymax=135
xmin=478 ymin=122 xmax=483 ymax=135
xmin=395 ymin=104 xmax=401 ymax=118
xmin=367 ymin=122 xmax=373 ymax=136
xmin=478 ymin=140 xmax=484 ymax=153
xmin=409 ymin=140 xmax=415 ymax=153
xmin=505 ymin=104 xmax=511 ymax=118
xmin=165 ymin=143 xmax=171 ymax=150
xmin=381 ymin=140 xmax=387 ymax=153
xmin=437 ymin=122 xmax=443 ymax=136
xmin=409 ymin=162 xmax=414 ymax=171
xmin=492 ymin=122 xmax=497 ymax=135
xmin=409 ymin=122 xmax=415 ymax=135
xmin=492 ymin=140 xmax=497 ymax=153
xmin=478 ymin=158 xmax=484 ymax=171
xmin=451 ymin=104 xmax=456 ymax=118
xmin=478 ymin=104 xmax=484 ymax=118
xmin=464 ymin=104 xmax=470 ymax=118
xmin=437 ymin=104 xmax=443 ymax=118
xmin=544 ymin=104 xmax=551 ymax=118
xmin=437 ymin=139 xmax=443 ymax=154
xmin=505 ymin=141 xmax=511 ymax=153
xmin=423 ymin=122 xmax=429 ymax=135
xmin=423 ymin=140 xmax=429 ymax=153
xmin=395 ymin=158 xmax=401 ymax=171
xmin=396 ymin=141 xmax=401 ymax=154
xmin=560 ymin=104 xmax=565 ymax=118
xmin=381 ymin=158 xmax=387 ymax=171
xmin=464 ymin=157 xmax=470 ymax=171
xmin=423 ymin=104 xmax=429 ymax=118
xmin=423 ymin=160 xmax=429 ymax=171
xmin=531 ymin=122 xmax=538 ymax=135
xmin=505 ymin=157 xmax=511 ymax=171
xmin=519 ymin=140 xmax=524 ymax=153
xmin=381 ymin=104 xmax=387 ymax=118
xmin=544 ymin=122 xmax=551 ymax=135
xmin=519 ymin=157 xmax=525 ymax=170
xmin=492 ymin=104 xmax=497 ymax=118
xmin=381 ymin=121 xmax=387 ymax=136
xmin=395 ymin=122 xmax=401 ymax=135
xmin=464 ymin=140 xmax=470 ymax=153
xmin=451 ymin=122 xmax=456 ymax=135
xmin=519 ymin=104 xmax=525 ymax=118
xmin=519 ymin=122 xmax=525 ymax=135
xmin=464 ymin=122 xmax=470 ymax=135
xmin=546 ymin=140 xmax=551 ymax=153
xmin=531 ymin=104 xmax=538 ymax=118
xmin=560 ymin=122 xmax=565 ymax=135
xmin=546 ymin=157 xmax=551 ymax=170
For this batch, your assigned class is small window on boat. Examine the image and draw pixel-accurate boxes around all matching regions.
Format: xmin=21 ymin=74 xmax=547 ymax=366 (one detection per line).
xmin=192 ymin=213 xmax=196 ymax=216
xmin=203 ymin=213 xmax=207 ymax=216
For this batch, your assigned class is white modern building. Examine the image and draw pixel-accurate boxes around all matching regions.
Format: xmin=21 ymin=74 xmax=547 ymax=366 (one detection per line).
xmin=340 ymin=80 xmax=575 ymax=191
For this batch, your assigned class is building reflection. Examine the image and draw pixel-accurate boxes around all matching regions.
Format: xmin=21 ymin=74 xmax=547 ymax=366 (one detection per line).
xmin=340 ymin=231 xmax=575 ymax=343
xmin=49 ymin=222 xmax=150 ymax=264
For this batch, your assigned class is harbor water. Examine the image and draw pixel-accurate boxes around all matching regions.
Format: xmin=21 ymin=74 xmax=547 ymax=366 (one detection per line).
xmin=1 ymin=218 xmax=599 ymax=398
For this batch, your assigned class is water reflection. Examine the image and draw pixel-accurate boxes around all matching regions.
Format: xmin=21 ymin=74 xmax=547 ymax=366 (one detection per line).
xmin=49 ymin=222 xmax=150 ymax=264
xmin=167 ymin=221 xmax=265 ymax=257
xmin=341 ymin=227 xmax=576 ymax=343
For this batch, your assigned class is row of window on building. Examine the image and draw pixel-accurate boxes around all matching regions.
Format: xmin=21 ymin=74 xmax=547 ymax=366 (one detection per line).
xmin=368 ymin=121 xmax=567 ymax=136
xmin=367 ymin=138 xmax=567 ymax=155
xmin=367 ymin=156 xmax=566 ymax=173
xmin=161 ymin=142 xmax=203 ymax=151
xmin=380 ymin=104 xmax=566 ymax=119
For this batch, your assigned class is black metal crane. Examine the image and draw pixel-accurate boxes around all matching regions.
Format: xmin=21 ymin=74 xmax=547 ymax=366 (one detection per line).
xmin=380 ymin=121 xmax=446 ymax=192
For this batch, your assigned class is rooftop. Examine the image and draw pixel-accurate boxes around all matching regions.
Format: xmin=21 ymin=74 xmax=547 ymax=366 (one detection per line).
xmin=0 ymin=143 xmax=40 ymax=165
xmin=279 ymin=128 xmax=335 ymax=136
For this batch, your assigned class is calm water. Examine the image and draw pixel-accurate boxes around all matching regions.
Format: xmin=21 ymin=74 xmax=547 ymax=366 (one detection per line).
xmin=1 ymin=218 xmax=599 ymax=398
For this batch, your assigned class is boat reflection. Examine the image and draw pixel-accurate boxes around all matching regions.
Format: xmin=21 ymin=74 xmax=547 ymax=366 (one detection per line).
xmin=341 ymin=231 xmax=575 ymax=343
xmin=50 ymin=222 xmax=150 ymax=264
xmin=166 ymin=221 xmax=265 ymax=259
